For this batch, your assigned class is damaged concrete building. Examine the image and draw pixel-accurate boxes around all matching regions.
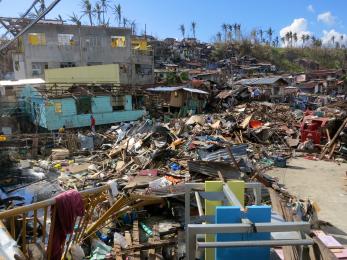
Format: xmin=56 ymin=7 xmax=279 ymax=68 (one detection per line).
xmin=11 ymin=20 xmax=154 ymax=85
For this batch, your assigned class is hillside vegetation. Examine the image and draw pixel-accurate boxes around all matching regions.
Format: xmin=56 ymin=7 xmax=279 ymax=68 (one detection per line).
xmin=212 ymin=41 xmax=347 ymax=73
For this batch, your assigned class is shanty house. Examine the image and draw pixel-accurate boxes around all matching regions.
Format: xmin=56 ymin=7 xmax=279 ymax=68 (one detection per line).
xmin=146 ymin=86 xmax=208 ymax=116
xmin=19 ymin=85 xmax=145 ymax=131
xmin=236 ymin=76 xmax=288 ymax=97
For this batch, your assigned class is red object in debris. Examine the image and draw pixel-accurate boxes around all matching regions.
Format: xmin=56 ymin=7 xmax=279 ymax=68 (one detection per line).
xmin=249 ymin=120 xmax=264 ymax=129
xmin=300 ymin=116 xmax=329 ymax=144
xmin=139 ymin=169 xmax=158 ymax=176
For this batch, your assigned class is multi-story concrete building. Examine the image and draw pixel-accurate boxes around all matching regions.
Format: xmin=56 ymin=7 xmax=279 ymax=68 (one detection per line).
xmin=12 ymin=20 xmax=154 ymax=85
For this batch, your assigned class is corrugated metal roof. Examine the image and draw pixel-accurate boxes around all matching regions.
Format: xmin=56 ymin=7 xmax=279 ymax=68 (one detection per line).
xmin=182 ymin=88 xmax=208 ymax=94
xmin=236 ymin=76 xmax=284 ymax=86
xmin=0 ymin=78 xmax=45 ymax=86
xmin=147 ymin=86 xmax=182 ymax=92
xmin=147 ymin=86 xmax=208 ymax=94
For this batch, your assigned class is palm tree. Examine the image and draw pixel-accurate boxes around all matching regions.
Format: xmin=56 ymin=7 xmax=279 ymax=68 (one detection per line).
xmin=179 ymin=24 xmax=185 ymax=39
xmin=130 ymin=20 xmax=136 ymax=35
xmin=93 ymin=2 xmax=102 ymax=25
xmin=305 ymin=34 xmax=310 ymax=45
xmin=69 ymin=12 xmax=82 ymax=26
xmin=250 ymin=29 xmax=257 ymax=43
xmin=281 ymin=37 xmax=285 ymax=46
xmin=237 ymin=24 xmax=241 ymax=41
xmin=227 ymin=24 xmax=233 ymax=42
xmin=222 ymin=23 xmax=228 ymax=42
xmin=266 ymin=27 xmax=273 ymax=45
xmin=285 ymin=32 xmax=290 ymax=47
xmin=100 ymin=0 xmax=109 ymax=24
xmin=289 ymin=31 xmax=293 ymax=47
xmin=340 ymin=35 xmax=344 ymax=43
xmin=233 ymin=23 xmax=238 ymax=41
xmin=81 ymin=0 xmax=93 ymax=26
xmin=274 ymin=36 xmax=279 ymax=47
xmin=258 ymin=29 xmax=264 ymax=43
xmin=293 ymin=32 xmax=298 ymax=47
xmin=191 ymin=21 xmax=197 ymax=39
xmin=331 ymin=35 xmax=335 ymax=46
xmin=122 ymin=17 xmax=128 ymax=27
xmin=301 ymin=34 xmax=306 ymax=47
xmin=114 ymin=4 xmax=121 ymax=27
xmin=216 ymin=32 xmax=222 ymax=43
xmin=56 ymin=14 xmax=64 ymax=23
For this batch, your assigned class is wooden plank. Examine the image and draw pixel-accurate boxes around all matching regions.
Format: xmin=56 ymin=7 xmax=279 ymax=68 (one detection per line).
xmin=42 ymin=206 xmax=48 ymax=243
xmin=10 ymin=216 xmax=15 ymax=238
xmin=132 ymin=220 xmax=140 ymax=260
xmin=21 ymin=213 xmax=27 ymax=256
xmin=33 ymin=209 xmax=38 ymax=241
xmin=320 ymin=117 xmax=347 ymax=159
xmin=46 ymin=205 xmax=56 ymax=260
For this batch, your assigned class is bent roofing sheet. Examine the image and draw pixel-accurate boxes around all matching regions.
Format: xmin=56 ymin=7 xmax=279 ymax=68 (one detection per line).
xmin=236 ymin=76 xmax=283 ymax=86
xmin=147 ymin=86 xmax=208 ymax=94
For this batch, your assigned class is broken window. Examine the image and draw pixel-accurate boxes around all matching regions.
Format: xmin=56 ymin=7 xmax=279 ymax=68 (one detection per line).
xmin=76 ymin=97 xmax=92 ymax=115
xmin=58 ymin=34 xmax=75 ymax=46
xmin=111 ymin=36 xmax=126 ymax=48
xmin=54 ymin=102 xmax=62 ymax=113
xmin=60 ymin=62 xmax=76 ymax=68
xmin=112 ymin=96 xmax=125 ymax=111
xmin=32 ymin=62 xmax=48 ymax=76
xmin=28 ymin=33 xmax=46 ymax=46
xmin=135 ymin=64 xmax=153 ymax=75
xmin=132 ymin=95 xmax=144 ymax=110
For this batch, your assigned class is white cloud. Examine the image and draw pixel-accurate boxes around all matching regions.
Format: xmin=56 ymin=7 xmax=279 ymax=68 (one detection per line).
xmin=279 ymin=18 xmax=312 ymax=46
xmin=321 ymin=29 xmax=347 ymax=47
xmin=317 ymin=12 xmax=335 ymax=25
xmin=307 ymin=4 xmax=315 ymax=13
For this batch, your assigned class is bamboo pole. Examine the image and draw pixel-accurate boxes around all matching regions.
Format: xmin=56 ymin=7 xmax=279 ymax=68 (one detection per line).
xmin=42 ymin=206 xmax=48 ymax=243
xmin=21 ymin=213 xmax=27 ymax=256
xmin=33 ymin=209 xmax=38 ymax=241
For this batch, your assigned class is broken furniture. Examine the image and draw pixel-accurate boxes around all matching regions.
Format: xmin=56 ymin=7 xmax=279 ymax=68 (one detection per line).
xmin=184 ymin=181 xmax=313 ymax=260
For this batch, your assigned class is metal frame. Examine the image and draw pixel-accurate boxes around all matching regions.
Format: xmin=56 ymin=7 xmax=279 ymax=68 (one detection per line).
xmin=184 ymin=182 xmax=313 ymax=260
xmin=185 ymin=182 xmax=262 ymax=226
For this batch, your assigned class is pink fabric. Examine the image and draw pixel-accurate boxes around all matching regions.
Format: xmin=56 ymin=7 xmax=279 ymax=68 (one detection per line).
xmin=51 ymin=190 xmax=84 ymax=260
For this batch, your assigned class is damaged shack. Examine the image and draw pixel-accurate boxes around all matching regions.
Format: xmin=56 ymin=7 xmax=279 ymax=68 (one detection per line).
xmin=146 ymin=86 xmax=208 ymax=117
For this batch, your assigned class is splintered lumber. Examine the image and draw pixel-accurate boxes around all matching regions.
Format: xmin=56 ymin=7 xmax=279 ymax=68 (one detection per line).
xmin=320 ymin=117 xmax=347 ymax=159
xmin=148 ymin=224 xmax=161 ymax=260
xmin=120 ymin=240 xmax=177 ymax=254
xmin=132 ymin=220 xmax=141 ymax=260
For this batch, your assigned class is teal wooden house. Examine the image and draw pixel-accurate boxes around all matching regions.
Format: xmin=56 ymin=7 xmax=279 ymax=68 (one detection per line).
xmin=19 ymin=85 xmax=145 ymax=131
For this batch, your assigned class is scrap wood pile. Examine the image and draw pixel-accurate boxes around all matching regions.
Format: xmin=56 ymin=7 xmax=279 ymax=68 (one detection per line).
xmin=2 ymin=102 xmax=347 ymax=259
xmin=51 ymin=102 xmax=302 ymax=193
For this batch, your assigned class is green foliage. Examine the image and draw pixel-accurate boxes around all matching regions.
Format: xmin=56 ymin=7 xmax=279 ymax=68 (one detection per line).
xmin=166 ymin=72 xmax=182 ymax=85
xmin=180 ymin=71 xmax=189 ymax=81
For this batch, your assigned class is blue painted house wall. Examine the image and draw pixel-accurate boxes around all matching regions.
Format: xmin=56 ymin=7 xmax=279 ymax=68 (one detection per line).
xmin=20 ymin=85 xmax=145 ymax=130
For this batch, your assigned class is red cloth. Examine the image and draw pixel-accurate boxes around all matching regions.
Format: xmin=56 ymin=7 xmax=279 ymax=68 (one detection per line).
xmin=91 ymin=116 xmax=96 ymax=127
xmin=51 ymin=190 xmax=84 ymax=260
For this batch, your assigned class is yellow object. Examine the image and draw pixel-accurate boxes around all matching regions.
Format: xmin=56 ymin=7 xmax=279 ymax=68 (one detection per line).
xmin=53 ymin=163 xmax=62 ymax=169
xmin=132 ymin=38 xmax=149 ymax=51
xmin=28 ymin=33 xmax=46 ymax=45
xmin=170 ymin=139 xmax=184 ymax=150
xmin=45 ymin=64 xmax=120 ymax=84
xmin=55 ymin=102 xmax=62 ymax=113
xmin=0 ymin=135 xmax=7 ymax=141
xmin=205 ymin=180 xmax=245 ymax=260
xmin=111 ymin=36 xmax=126 ymax=48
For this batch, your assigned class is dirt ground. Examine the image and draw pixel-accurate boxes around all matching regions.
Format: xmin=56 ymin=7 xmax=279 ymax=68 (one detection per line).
xmin=267 ymin=157 xmax=347 ymax=243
